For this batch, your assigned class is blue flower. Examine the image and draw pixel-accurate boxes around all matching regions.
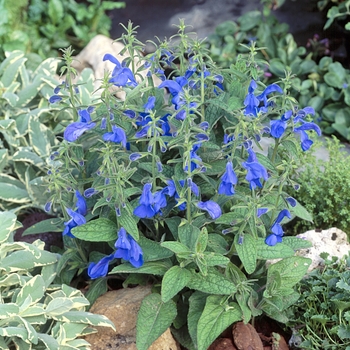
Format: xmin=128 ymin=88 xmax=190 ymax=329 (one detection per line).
xmin=84 ymin=188 xmax=99 ymax=198
xmin=133 ymin=183 xmax=155 ymax=218
xmin=103 ymin=125 xmax=127 ymax=147
xmin=265 ymin=209 xmax=291 ymax=246
xmin=243 ymin=80 xmax=260 ymax=117
xmin=64 ymin=108 xmax=96 ymax=142
xmin=144 ymin=96 xmax=156 ymax=112
xmin=270 ymin=119 xmax=287 ymax=138
xmin=294 ymin=122 xmax=322 ymax=151
xmin=218 ymin=161 xmax=237 ymax=196
xmin=159 ymin=76 xmax=188 ymax=110
xmin=286 ymin=197 xmax=297 ymax=207
xmin=62 ymin=190 xmax=87 ymax=237
xmin=242 ymin=148 xmax=268 ymax=189
xmin=257 ymin=208 xmax=268 ymax=217
xmin=184 ymin=143 xmax=202 ymax=173
xmin=243 ymin=80 xmax=283 ymax=117
xmin=197 ymin=200 xmax=222 ymax=219
xmin=114 ymin=228 xmax=143 ymax=268
xmin=103 ymin=53 xmax=138 ymax=87
xmin=75 ymin=190 xmax=87 ymax=216
xmin=63 ymin=208 xmax=86 ymax=238
xmin=88 ymin=253 xmax=115 ymax=279
xmin=49 ymin=95 xmax=62 ymax=104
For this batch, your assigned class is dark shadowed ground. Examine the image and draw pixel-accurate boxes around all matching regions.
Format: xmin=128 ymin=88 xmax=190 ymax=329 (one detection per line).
xmin=109 ymin=0 xmax=324 ymax=52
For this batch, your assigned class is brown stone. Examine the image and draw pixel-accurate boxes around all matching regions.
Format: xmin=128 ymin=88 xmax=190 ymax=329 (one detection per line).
xmin=208 ymin=337 xmax=238 ymax=350
xmin=84 ymin=286 xmax=179 ymax=350
xmin=232 ymin=322 xmax=264 ymax=350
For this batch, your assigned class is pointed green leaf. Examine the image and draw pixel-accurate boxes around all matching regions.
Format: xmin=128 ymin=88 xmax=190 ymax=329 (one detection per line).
xmin=256 ymin=238 xmax=295 ymax=259
xmin=188 ymin=291 xmax=207 ymax=348
xmin=0 ymin=183 xmax=30 ymax=203
xmin=71 ymin=218 xmax=118 ymax=242
xmin=179 ymin=223 xmax=200 ymax=251
xmin=110 ymin=260 xmax=172 ymax=276
xmin=16 ymin=275 xmax=46 ymax=306
xmin=234 ymin=234 xmax=257 ymax=274
xmin=28 ymin=117 xmax=50 ymax=157
xmin=139 ymin=237 xmax=174 ymax=262
xmin=136 ymin=293 xmax=177 ymax=350
xmin=161 ymin=266 xmax=192 ymax=303
xmin=197 ymin=296 xmax=242 ymax=350
xmin=187 ymin=270 xmax=236 ymax=295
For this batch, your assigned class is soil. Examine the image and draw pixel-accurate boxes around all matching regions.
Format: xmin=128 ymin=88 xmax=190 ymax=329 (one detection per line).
xmin=15 ymin=211 xmax=63 ymax=251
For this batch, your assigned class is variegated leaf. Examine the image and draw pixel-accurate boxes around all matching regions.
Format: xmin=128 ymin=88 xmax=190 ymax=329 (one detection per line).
xmin=12 ymin=149 xmax=45 ymax=166
xmin=0 ymin=183 xmax=30 ymax=203
xmin=16 ymin=275 xmax=46 ymax=306
xmin=0 ymin=211 xmax=17 ymax=243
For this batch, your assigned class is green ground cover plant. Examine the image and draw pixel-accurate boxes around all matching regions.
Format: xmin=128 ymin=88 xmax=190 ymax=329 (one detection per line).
xmin=287 ymin=253 xmax=350 ymax=349
xmin=36 ymin=21 xmax=322 ymax=349
xmin=289 ymin=136 xmax=350 ymax=235
xmin=207 ymin=9 xmax=350 ymax=141
xmin=0 ymin=0 xmax=125 ymax=60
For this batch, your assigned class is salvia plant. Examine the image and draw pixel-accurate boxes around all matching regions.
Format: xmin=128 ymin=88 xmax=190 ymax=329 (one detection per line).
xmin=42 ymin=21 xmax=320 ymax=350
xmin=0 ymin=211 xmax=115 ymax=349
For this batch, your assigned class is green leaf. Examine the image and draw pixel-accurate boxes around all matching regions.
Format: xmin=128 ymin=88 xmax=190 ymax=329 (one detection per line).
xmin=46 ymin=298 xmax=74 ymax=317
xmin=282 ymin=236 xmax=312 ymax=250
xmin=22 ymin=218 xmax=63 ymax=236
xmin=234 ymin=234 xmax=257 ymax=274
xmin=48 ymin=0 xmax=64 ymax=24
xmin=161 ymin=266 xmax=192 ymax=303
xmin=187 ymin=291 xmax=207 ymax=348
xmin=179 ymin=223 xmax=200 ymax=251
xmin=118 ymin=207 xmax=139 ymax=240
xmin=161 ymin=241 xmax=192 ymax=255
xmin=140 ymin=237 xmax=174 ymax=262
xmin=256 ymin=238 xmax=295 ymax=259
xmin=202 ymin=252 xmax=230 ymax=267
xmin=166 ymin=216 xmax=182 ymax=239
xmin=71 ymin=218 xmax=118 ymax=242
xmin=186 ymin=270 xmax=236 ymax=295
xmin=290 ymin=200 xmax=313 ymax=222
xmin=197 ymin=296 xmax=241 ymax=350
xmin=267 ymin=257 xmax=311 ymax=291
xmin=1 ymin=56 xmax=27 ymax=87
xmin=110 ymin=260 xmax=172 ymax=276
xmin=136 ymin=293 xmax=177 ymax=350
xmin=0 ymin=211 xmax=17 ymax=243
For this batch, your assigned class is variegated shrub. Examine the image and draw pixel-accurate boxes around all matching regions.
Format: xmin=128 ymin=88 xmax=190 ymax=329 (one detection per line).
xmin=0 ymin=50 xmax=95 ymax=213
xmin=0 ymin=210 xmax=115 ymax=349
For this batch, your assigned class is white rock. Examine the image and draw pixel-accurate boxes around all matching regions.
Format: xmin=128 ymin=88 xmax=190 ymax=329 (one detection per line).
xmin=71 ymin=34 xmax=161 ymax=99
xmin=296 ymin=227 xmax=350 ymax=271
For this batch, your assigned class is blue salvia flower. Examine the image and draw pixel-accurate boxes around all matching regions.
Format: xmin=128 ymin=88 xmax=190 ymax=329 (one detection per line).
xmin=49 ymin=95 xmax=62 ymax=104
xmin=62 ymin=190 xmax=87 ymax=238
xmin=143 ymin=96 xmax=156 ymax=112
xmin=64 ymin=108 xmax=96 ymax=142
xmin=197 ymin=200 xmax=222 ymax=219
xmin=184 ymin=143 xmax=202 ymax=173
xmin=84 ymin=188 xmax=99 ymax=198
xmin=294 ymin=122 xmax=322 ymax=151
xmin=158 ymin=76 xmax=188 ymax=110
xmin=102 ymin=125 xmax=127 ymax=148
xmin=114 ymin=228 xmax=143 ymax=268
xmin=265 ymin=209 xmax=291 ymax=246
xmin=257 ymin=208 xmax=268 ymax=217
xmin=88 ymin=253 xmax=115 ymax=279
xmin=103 ymin=53 xmax=138 ymax=87
xmin=242 ymin=148 xmax=268 ymax=189
xmin=133 ymin=183 xmax=158 ymax=218
xmin=218 ymin=161 xmax=238 ymax=196
xmin=243 ymin=80 xmax=283 ymax=117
